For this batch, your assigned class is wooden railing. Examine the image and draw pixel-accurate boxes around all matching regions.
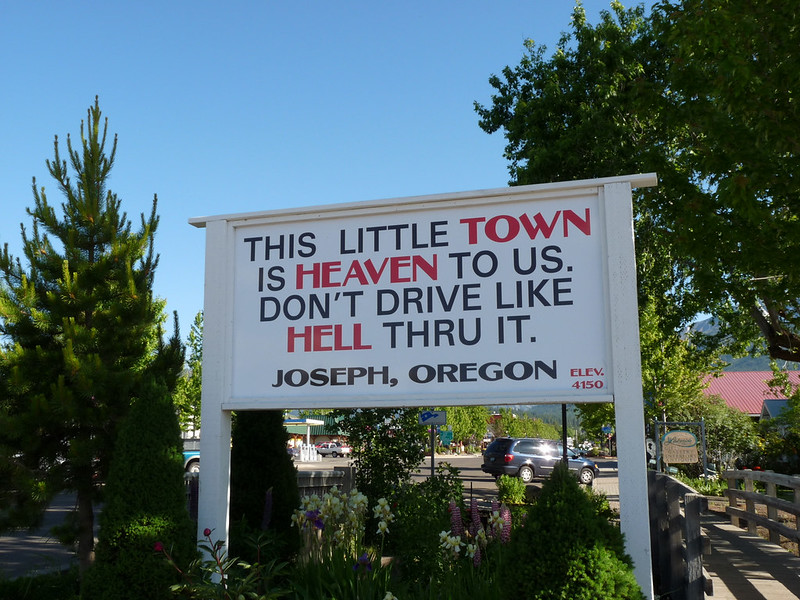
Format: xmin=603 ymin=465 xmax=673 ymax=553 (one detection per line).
xmin=648 ymin=471 xmax=712 ymax=600
xmin=723 ymin=469 xmax=800 ymax=550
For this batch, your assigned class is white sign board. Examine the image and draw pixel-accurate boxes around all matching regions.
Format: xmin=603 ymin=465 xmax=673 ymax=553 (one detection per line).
xmin=193 ymin=180 xmax=642 ymax=410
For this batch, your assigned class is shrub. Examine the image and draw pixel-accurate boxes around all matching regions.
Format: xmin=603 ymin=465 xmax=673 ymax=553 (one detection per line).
xmin=387 ymin=463 xmax=463 ymax=585
xmin=81 ymin=380 xmax=196 ymax=600
xmin=500 ymin=462 xmax=644 ymax=599
xmin=496 ymin=474 xmax=527 ymax=505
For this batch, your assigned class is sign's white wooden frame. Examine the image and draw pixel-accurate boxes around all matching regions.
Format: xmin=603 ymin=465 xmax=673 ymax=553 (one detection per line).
xmin=190 ymin=173 xmax=657 ymax=598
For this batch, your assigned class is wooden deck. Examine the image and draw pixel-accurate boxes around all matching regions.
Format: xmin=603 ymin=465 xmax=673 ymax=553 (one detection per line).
xmin=702 ymin=511 xmax=800 ymax=599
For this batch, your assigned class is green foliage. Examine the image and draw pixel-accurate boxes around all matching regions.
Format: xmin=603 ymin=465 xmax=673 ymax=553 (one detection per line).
xmin=501 ymin=463 xmax=643 ymax=599
xmin=673 ymin=473 xmax=728 ymax=497
xmin=290 ymin=549 xmax=394 ymax=600
xmin=332 ymin=407 xmax=427 ymax=524
xmin=659 ymin=0 xmax=800 ymax=362
xmin=163 ymin=529 xmax=290 ymax=600
xmin=0 ymin=567 xmax=79 ymax=600
xmin=0 ymin=98 xmax=183 ymax=570
xmin=686 ymin=394 xmax=757 ymax=471
xmin=495 ymin=474 xmax=527 ymax=505
xmin=81 ymin=380 xmax=196 ymax=600
xmin=229 ymin=411 xmax=301 ymax=562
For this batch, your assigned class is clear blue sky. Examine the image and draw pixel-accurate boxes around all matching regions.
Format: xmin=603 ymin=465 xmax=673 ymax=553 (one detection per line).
xmin=1 ymin=1 xmax=654 ymax=336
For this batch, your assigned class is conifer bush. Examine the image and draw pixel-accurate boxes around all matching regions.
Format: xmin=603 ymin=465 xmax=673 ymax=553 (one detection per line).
xmin=501 ymin=462 xmax=644 ymax=599
xmin=229 ymin=410 xmax=301 ymax=563
xmin=81 ymin=380 xmax=196 ymax=600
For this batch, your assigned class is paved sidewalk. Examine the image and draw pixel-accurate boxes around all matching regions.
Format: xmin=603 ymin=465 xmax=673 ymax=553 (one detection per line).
xmin=0 ymin=492 xmax=78 ymax=580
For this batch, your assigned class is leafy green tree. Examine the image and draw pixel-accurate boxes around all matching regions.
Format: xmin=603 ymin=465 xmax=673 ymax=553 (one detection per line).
xmin=332 ymin=408 xmax=427 ymax=522
xmin=437 ymin=405 xmax=490 ymax=446
xmin=0 ymin=98 xmax=183 ymax=571
xmin=174 ymin=310 xmax=203 ymax=432
xmin=659 ymin=0 xmax=800 ymax=362
xmin=477 ymin=0 xmax=800 ymax=364
xmin=491 ymin=408 xmax=560 ymax=439
xmin=474 ymin=2 xmax=729 ymax=428
xmin=689 ymin=395 xmax=756 ymax=472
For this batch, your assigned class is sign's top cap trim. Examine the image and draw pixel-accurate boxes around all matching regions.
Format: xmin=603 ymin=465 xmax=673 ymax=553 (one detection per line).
xmin=189 ymin=172 xmax=658 ymax=228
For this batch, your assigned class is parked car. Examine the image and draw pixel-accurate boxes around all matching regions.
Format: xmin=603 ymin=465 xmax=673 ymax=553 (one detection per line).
xmin=315 ymin=441 xmax=352 ymax=457
xmin=481 ymin=437 xmax=599 ymax=485
xmin=183 ymin=438 xmax=201 ymax=474
xmin=183 ymin=450 xmax=200 ymax=474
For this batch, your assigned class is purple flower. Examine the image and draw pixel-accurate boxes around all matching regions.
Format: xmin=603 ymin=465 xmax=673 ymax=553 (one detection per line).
xmin=305 ymin=509 xmax=324 ymax=530
xmin=353 ymin=552 xmax=373 ymax=572
xmin=153 ymin=541 xmax=164 ymax=552
xmin=473 ymin=544 xmax=482 ymax=568
xmin=203 ymin=528 xmax=212 ymax=537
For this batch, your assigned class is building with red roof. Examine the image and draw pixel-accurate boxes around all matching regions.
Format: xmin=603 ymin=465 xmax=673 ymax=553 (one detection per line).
xmin=702 ymin=371 xmax=799 ymax=419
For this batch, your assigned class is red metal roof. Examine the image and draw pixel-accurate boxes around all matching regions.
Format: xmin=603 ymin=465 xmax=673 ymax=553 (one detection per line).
xmin=702 ymin=371 xmax=800 ymax=417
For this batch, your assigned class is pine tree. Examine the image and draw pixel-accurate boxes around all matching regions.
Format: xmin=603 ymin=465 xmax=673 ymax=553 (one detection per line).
xmin=0 ymin=98 xmax=183 ymax=572
xmin=173 ymin=310 xmax=203 ymax=432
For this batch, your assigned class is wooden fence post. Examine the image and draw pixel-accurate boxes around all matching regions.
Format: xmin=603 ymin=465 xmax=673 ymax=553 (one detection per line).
xmin=766 ymin=473 xmax=779 ymax=544
xmin=745 ymin=477 xmax=757 ymax=534
xmin=667 ymin=483 xmax=685 ymax=598
xmin=726 ymin=472 xmax=739 ymax=528
xmin=684 ymin=493 xmax=703 ymax=600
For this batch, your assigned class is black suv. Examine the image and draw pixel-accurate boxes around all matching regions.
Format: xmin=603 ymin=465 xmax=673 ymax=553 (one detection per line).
xmin=481 ymin=437 xmax=599 ymax=485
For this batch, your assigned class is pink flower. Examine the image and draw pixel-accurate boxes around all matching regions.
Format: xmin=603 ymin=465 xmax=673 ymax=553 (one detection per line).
xmin=153 ymin=541 xmax=164 ymax=552
xmin=203 ymin=528 xmax=212 ymax=537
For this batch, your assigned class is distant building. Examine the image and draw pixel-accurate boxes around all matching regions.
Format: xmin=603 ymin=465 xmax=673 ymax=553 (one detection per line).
xmin=284 ymin=414 xmax=347 ymax=446
xmin=702 ymin=371 xmax=799 ymax=420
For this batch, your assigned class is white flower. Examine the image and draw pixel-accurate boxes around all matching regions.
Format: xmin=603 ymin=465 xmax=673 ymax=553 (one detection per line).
xmin=383 ymin=593 xmax=398 ymax=600
xmin=377 ymin=520 xmax=390 ymax=535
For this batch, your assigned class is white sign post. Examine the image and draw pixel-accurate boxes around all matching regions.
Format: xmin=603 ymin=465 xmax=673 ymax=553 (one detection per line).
xmin=190 ymin=173 xmax=656 ymax=598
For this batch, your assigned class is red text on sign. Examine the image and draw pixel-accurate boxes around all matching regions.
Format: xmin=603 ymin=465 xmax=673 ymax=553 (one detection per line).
xmin=295 ymin=255 xmax=438 ymax=289
xmin=287 ymin=323 xmax=372 ymax=352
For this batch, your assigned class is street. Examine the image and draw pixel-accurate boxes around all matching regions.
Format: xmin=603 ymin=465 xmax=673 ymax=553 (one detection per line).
xmin=299 ymin=453 xmax=621 ymax=509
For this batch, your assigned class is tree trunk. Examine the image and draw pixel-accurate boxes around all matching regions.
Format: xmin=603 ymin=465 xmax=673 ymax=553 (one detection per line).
xmin=77 ymin=487 xmax=95 ymax=574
